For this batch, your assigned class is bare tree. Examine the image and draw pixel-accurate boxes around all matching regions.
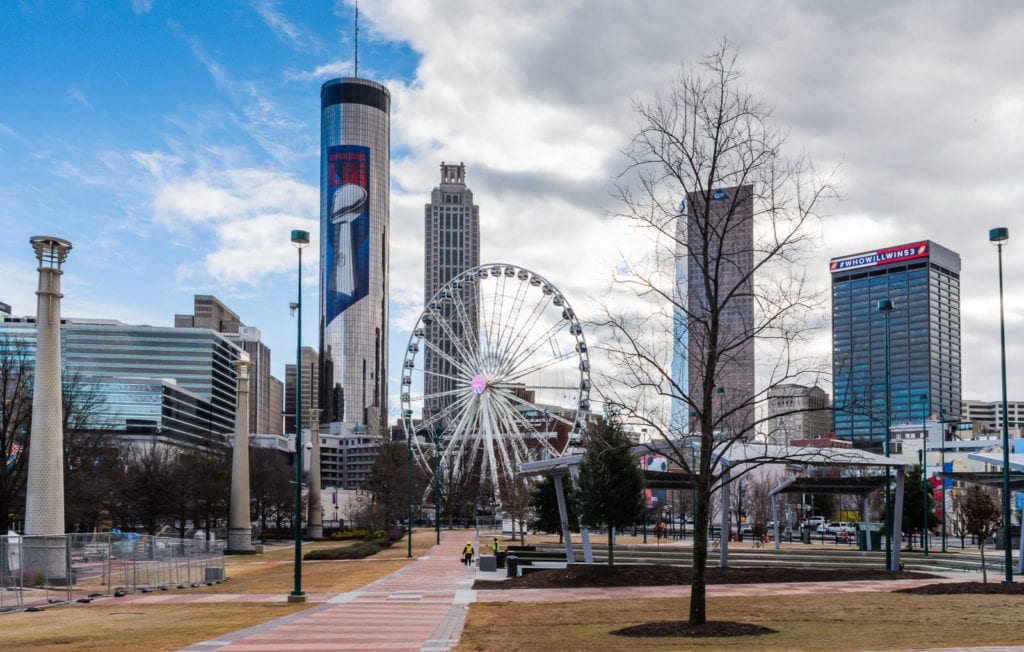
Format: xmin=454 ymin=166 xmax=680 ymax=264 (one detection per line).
xmin=0 ymin=336 xmax=33 ymax=532
xmin=960 ymin=484 xmax=1001 ymax=583
xmin=250 ymin=447 xmax=293 ymax=540
xmin=498 ymin=472 xmax=533 ymax=545
xmin=597 ymin=43 xmax=837 ymax=625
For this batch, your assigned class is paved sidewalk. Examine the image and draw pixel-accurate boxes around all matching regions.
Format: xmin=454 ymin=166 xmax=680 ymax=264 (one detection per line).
xmin=182 ymin=533 xmax=478 ymax=651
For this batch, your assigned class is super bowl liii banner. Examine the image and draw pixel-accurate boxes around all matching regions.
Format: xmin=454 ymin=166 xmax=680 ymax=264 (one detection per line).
xmin=325 ymin=145 xmax=371 ymax=322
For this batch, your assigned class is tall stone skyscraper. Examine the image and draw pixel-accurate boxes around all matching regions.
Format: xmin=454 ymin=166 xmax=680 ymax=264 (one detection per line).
xmin=319 ymin=77 xmax=390 ymax=435
xmin=687 ymin=185 xmax=755 ymax=438
xmin=423 ymin=163 xmax=480 ymax=419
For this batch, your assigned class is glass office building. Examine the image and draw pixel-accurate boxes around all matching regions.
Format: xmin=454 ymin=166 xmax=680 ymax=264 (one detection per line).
xmin=830 ymin=241 xmax=961 ymax=451
xmin=0 ymin=318 xmax=243 ymax=450
xmin=319 ymin=77 xmax=390 ymax=435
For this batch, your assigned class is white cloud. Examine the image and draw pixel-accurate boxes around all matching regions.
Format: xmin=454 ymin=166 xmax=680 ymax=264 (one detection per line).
xmin=253 ymin=1 xmax=324 ymax=53
xmin=147 ymin=166 xmax=318 ymax=287
xmin=67 ymin=84 xmax=92 ymax=108
xmin=129 ymin=0 xmax=153 ymax=15
xmin=362 ymin=1 xmax=1024 ymax=404
xmin=285 ymin=60 xmax=354 ymax=81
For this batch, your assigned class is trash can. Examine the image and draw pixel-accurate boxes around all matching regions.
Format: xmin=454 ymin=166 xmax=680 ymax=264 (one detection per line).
xmin=857 ymin=524 xmax=883 ymax=551
xmin=801 ymin=528 xmax=811 ymax=544
xmin=506 ymin=555 xmax=519 ymax=578
xmin=496 ymin=550 xmax=507 ymax=569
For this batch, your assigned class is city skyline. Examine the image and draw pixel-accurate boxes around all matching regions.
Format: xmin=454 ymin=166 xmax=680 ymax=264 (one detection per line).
xmin=1 ymin=2 xmax=1021 ymax=418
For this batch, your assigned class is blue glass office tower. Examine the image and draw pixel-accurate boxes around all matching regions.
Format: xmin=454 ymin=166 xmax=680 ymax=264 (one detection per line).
xmin=0 ymin=318 xmax=242 ymax=450
xmin=831 ymin=241 xmax=961 ymax=451
xmin=319 ymin=78 xmax=390 ymax=435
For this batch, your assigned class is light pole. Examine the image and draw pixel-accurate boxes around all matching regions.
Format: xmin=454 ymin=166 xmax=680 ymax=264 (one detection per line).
xmin=878 ymin=298 xmax=894 ymax=571
xmin=434 ymin=425 xmax=442 ymax=545
xmin=920 ymin=392 xmax=929 ymax=557
xmin=938 ymin=407 xmax=947 ymax=552
xmin=407 ymin=423 xmax=414 ymax=558
xmin=989 ymin=226 xmax=1012 ymax=583
xmin=289 ymin=228 xmax=309 ymax=603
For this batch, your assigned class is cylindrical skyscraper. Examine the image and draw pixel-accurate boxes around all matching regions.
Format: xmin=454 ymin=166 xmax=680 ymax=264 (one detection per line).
xmin=319 ymin=78 xmax=390 ymax=435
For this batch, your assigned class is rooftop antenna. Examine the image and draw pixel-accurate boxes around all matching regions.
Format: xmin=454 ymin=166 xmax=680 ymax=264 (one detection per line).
xmin=354 ymin=0 xmax=359 ymax=77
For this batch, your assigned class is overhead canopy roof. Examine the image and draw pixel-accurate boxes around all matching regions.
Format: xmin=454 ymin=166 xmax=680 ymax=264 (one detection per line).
xmin=644 ymin=469 xmax=696 ymax=490
xmin=968 ymin=452 xmax=1024 ymax=472
xmin=518 ymin=441 xmax=911 ymax=481
xmin=937 ymin=471 xmax=1024 ymax=491
xmin=774 ymin=476 xmax=888 ymax=495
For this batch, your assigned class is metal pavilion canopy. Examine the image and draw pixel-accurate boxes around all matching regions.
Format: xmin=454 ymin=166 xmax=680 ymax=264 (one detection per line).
xmin=519 ymin=440 xmax=912 ymax=568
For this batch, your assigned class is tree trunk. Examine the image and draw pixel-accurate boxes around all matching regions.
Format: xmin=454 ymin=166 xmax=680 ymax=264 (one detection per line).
xmin=607 ymin=527 xmax=615 ymax=565
xmin=689 ymin=480 xmax=711 ymax=625
xmin=980 ymin=544 xmax=987 ymax=583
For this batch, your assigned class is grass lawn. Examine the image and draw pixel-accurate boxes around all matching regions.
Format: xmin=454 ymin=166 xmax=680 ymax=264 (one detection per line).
xmin=457 ymin=592 xmax=1024 ymax=651
xmin=0 ymin=603 xmax=308 ymax=651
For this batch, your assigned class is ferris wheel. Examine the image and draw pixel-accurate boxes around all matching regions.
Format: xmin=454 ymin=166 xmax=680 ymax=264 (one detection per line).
xmin=401 ymin=263 xmax=591 ymax=504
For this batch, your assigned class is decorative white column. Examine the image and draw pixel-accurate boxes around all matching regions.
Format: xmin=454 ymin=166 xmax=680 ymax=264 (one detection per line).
xmin=24 ymin=236 xmax=72 ymax=537
xmin=307 ymin=409 xmax=323 ymax=539
xmin=227 ymin=356 xmax=254 ymax=553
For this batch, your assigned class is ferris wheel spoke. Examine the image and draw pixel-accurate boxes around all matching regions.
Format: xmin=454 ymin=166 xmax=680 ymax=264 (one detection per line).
xmin=449 ymin=285 xmax=481 ymax=362
xmin=420 ymin=336 xmax=474 ymax=380
xmin=424 ymin=308 xmax=478 ymax=372
xmin=410 ymin=385 xmax=471 ymax=403
xmin=422 ymin=369 xmax=470 ymax=389
xmin=416 ymin=392 xmax=475 ymax=434
xmin=502 ymin=315 xmax=570 ymax=376
xmin=491 ymin=274 xmax=530 ymax=365
xmin=492 ymin=386 xmax=577 ymax=431
xmin=497 ymin=289 xmax=553 ymax=369
xmin=501 ymin=350 xmax=577 ymax=384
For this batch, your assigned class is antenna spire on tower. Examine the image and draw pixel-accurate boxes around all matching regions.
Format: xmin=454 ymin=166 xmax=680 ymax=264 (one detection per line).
xmin=354 ymin=0 xmax=359 ymax=77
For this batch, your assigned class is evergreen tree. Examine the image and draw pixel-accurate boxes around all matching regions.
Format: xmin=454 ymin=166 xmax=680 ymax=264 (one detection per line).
xmin=577 ymin=419 xmax=646 ymax=565
xmin=530 ymin=475 xmax=578 ymax=540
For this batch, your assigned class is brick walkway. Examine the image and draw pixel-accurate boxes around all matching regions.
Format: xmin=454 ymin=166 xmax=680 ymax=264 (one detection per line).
xmin=181 ymin=532 xmax=477 ymax=651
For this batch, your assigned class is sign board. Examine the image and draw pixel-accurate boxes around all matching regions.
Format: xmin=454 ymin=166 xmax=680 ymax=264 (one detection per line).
xmin=829 ymin=241 xmax=929 ymax=274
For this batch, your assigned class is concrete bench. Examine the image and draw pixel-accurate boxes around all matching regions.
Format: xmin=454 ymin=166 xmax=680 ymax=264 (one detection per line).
xmin=478 ymin=555 xmax=498 ymax=572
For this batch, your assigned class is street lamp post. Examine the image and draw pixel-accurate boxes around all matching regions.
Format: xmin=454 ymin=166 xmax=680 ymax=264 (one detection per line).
xmin=878 ymin=298 xmax=894 ymax=571
xmin=938 ymin=407 xmax=947 ymax=552
xmin=434 ymin=426 xmax=442 ymax=545
xmin=920 ymin=393 xmax=929 ymax=557
xmin=289 ymin=228 xmax=309 ymax=603
xmin=989 ymin=226 xmax=1012 ymax=583
xmin=407 ymin=424 xmax=414 ymax=559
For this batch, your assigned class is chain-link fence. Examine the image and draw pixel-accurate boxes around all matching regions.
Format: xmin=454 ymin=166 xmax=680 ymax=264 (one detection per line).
xmin=1 ymin=533 xmax=226 ymax=612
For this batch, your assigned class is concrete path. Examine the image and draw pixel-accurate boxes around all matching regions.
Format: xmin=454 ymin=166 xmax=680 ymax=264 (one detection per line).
xmin=181 ymin=533 xmax=478 ymax=651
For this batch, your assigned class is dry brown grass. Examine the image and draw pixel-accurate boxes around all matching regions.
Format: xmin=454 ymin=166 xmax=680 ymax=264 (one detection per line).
xmin=457 ymin=592 xmax=1024 ymax=651
xmin=0 ymin=603 xmax=307 ymax=651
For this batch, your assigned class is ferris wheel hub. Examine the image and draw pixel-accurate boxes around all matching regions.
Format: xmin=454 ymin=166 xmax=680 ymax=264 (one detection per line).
xmin=470 ymin=374 xmax=488 ymax=395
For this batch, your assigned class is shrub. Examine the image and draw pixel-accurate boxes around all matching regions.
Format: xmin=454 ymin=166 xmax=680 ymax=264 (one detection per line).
xmin=304 ymin=541 xmax=382 ymax=560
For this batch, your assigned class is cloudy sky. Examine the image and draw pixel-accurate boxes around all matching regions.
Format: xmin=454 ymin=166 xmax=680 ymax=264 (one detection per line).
xmin=1 ymin=1 xmax=1021 ymax=418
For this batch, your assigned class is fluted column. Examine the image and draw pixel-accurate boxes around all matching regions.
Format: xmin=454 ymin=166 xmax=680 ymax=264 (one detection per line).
xmin=24 ymin=236 xmax=72 ymax=537
xmin=227 ymin=356 xmax=254 ymax=553
xmin=307 ymin=409 xmax=323 ymax=539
